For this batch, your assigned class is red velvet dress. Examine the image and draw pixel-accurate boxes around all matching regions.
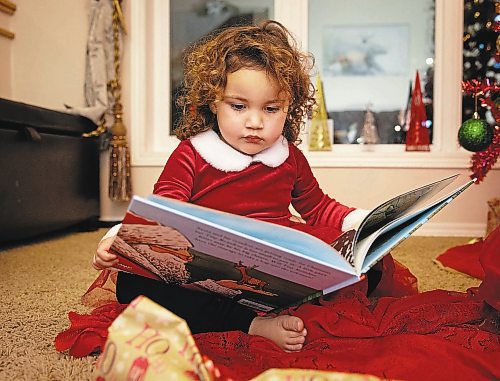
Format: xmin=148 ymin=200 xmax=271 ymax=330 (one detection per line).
xmin=153 ymin=133 xmax=354 ymax=241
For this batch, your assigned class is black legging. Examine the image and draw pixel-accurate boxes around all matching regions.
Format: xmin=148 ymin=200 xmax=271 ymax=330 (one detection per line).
xmin=116 ymin=267 xmax=383 ymax=334
xmin=116 ymin=271 xmax=257 ymax=334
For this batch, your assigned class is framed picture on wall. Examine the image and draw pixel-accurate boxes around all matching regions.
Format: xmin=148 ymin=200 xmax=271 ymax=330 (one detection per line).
xmin=322 ymin=24 xmax=409 ymax=77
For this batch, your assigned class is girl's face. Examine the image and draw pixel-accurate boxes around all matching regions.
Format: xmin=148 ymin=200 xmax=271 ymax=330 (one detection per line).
xmin=211 ymin=68 xmax=289 ymax=155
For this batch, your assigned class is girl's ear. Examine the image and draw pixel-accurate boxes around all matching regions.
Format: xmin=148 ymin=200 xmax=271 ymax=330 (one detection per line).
xmin=209 ymin=103 xmax=217 ymax=114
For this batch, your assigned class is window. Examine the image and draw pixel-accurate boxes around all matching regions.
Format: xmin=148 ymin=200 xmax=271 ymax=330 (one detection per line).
xmin=170 ymin=0 xmax=274 ymax=135
xmin=127 ymin=0 xmax=469 ymax=168
xmin=308 ymin=0 xmax=435 ymax=145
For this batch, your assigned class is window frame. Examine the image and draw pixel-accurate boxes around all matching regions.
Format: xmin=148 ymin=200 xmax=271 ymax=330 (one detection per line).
xmin=126 ymin=0 xmax=469 ymax=168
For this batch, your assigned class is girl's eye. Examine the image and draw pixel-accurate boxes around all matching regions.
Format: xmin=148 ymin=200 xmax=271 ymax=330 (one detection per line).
xmin=230 ymin=103 xmax=246 ymax=111
xmin=265 ymin=106 xmax=280 ymax=113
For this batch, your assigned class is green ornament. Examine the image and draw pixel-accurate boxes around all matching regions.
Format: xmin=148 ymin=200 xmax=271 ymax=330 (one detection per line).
xmin=458 ymin=117 xmax=494 ymax=152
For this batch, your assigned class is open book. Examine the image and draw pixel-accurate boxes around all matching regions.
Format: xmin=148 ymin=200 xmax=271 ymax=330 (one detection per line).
xmin=109 ymin=174 xmax=474 ymax=312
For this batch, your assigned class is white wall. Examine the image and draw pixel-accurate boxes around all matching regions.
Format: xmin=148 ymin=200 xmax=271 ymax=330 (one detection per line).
xmin=1 ymin=0 xmax=498 ymax=236
xmin=0 ymin=9 xmax=13 ymax=96
xmin=2 ymin=0 xmax=89 ymax=110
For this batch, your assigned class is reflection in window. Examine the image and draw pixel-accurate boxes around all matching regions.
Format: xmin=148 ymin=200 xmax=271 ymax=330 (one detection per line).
xmin=170 ymin=0 xmax=273 ymax=134
xmin=308 ymin=0 xmax=435 ymax=144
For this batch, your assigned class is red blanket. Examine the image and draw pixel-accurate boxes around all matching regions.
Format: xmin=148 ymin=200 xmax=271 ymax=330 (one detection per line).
xmin=436 ymin=239 xmax=486 ymax=279
xmin=196 ymin=286 xmax=498 ymax=380
xmin=56 ymin=228 xmax=500 ymax=380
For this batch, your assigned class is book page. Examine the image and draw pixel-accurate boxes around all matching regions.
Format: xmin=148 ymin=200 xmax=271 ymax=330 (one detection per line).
xmin=355 ymin=174 xmax=458 ymax=242
xmin=330 ymin=229 xmax=357 ymax=266
xmin=357 ymin=201 xmax=448 ymax=274
xmin=353 ymin=178 xmax=474 ymax=273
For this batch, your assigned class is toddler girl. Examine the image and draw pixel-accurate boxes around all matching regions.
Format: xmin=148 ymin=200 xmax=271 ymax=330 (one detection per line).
xmin=93 ymin=20 xmax=368 ymax=352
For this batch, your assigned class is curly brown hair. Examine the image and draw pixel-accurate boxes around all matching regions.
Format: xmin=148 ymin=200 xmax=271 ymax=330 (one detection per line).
xmin=175 ymin=20 xmax=316 ymax=144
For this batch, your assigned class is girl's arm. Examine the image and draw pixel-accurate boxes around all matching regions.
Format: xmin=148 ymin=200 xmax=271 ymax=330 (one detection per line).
xmin=153 ymin=140 xmax=197 ymax=199
xmin=290 ymin=146 xmax=366 ymax=231
xmin=93 ymin=141 xmax=197 ymax=269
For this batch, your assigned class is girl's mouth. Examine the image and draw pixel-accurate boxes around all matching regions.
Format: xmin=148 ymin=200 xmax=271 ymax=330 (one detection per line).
xmin=244 ymin=136 xmax=263 ymax=143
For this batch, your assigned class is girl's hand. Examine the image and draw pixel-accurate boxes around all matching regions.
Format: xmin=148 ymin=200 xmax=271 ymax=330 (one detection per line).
xmin=92 ymin=236 xmax=119 ymax=270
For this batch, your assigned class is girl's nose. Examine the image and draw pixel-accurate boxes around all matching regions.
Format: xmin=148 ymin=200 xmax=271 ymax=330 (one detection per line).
xmin=245 ymin=111 xmax=264 ymax=129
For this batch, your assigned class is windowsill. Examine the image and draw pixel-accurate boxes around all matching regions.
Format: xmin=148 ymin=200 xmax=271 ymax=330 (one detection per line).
xmin=131 ymin=139 xmax=472 ymax=169
xmin=303 ymin=146 xmax=471 ymax=168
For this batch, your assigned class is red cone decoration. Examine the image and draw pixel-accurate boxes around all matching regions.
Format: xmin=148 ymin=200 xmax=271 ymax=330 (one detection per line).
xmin=405 ymin=71 xmax=430 ymax=151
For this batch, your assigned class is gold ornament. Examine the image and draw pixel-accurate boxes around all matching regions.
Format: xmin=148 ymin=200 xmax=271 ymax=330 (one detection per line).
xmin=308 ymin=74 xmax=332 ymax=151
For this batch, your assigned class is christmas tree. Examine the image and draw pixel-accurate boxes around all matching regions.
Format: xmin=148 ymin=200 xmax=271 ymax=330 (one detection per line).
xmin=462 ymin=0 xmax=498 ymax=122
xmin=461 ymin=0 xmax=499 ymax=183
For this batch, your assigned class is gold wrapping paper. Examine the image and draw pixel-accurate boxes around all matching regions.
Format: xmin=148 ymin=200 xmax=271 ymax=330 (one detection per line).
xmin=93 ymin=296 xmax=212 ymax=381
xmin=252 ymin=369 xmax=382 ymax=380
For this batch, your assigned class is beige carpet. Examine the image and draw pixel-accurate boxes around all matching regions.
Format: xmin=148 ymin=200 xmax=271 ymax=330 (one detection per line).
xmin=0 ymin=229 xmax=480 ymax=381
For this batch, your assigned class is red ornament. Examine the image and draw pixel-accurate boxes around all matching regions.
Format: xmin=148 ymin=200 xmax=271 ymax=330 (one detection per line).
xmin=469 ymin=127 xmax=500 ymax=183
xmin=406 ymin=71 xmax=430 ymax=151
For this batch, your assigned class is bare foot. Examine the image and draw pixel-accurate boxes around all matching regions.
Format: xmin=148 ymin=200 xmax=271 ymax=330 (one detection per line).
xmin=248 ymin=315 xmax=307 ymax=352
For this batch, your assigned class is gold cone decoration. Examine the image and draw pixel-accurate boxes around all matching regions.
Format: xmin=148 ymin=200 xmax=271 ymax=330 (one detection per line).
xmin=108 ymin=0 xmax=132 ymax=201
xmin=308 ymin=74 xmax=332 ymax=151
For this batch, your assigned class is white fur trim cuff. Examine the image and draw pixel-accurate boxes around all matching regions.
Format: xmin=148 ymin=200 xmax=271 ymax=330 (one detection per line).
xmin=342 ymin=209 xmax=370 ymax=231
xmin=100 ymin=223 xmax=121 ymax=242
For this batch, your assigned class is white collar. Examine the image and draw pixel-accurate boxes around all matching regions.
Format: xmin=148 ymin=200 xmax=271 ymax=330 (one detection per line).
xmin=190 ymin=130 xmax=289 ymax=172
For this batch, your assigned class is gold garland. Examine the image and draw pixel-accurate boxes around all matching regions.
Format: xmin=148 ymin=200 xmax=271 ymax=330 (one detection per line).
xmin=108 ymin=0 xmax=132 ymax=201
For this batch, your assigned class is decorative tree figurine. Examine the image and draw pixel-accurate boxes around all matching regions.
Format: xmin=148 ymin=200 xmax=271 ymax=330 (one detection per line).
xmin=308 ymin=74 xmax=332 ymax=151
xmin=361 ymin=104 xmax=380 ymax=144
xmin=405 ymin=71 xmax=430 ymax=151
